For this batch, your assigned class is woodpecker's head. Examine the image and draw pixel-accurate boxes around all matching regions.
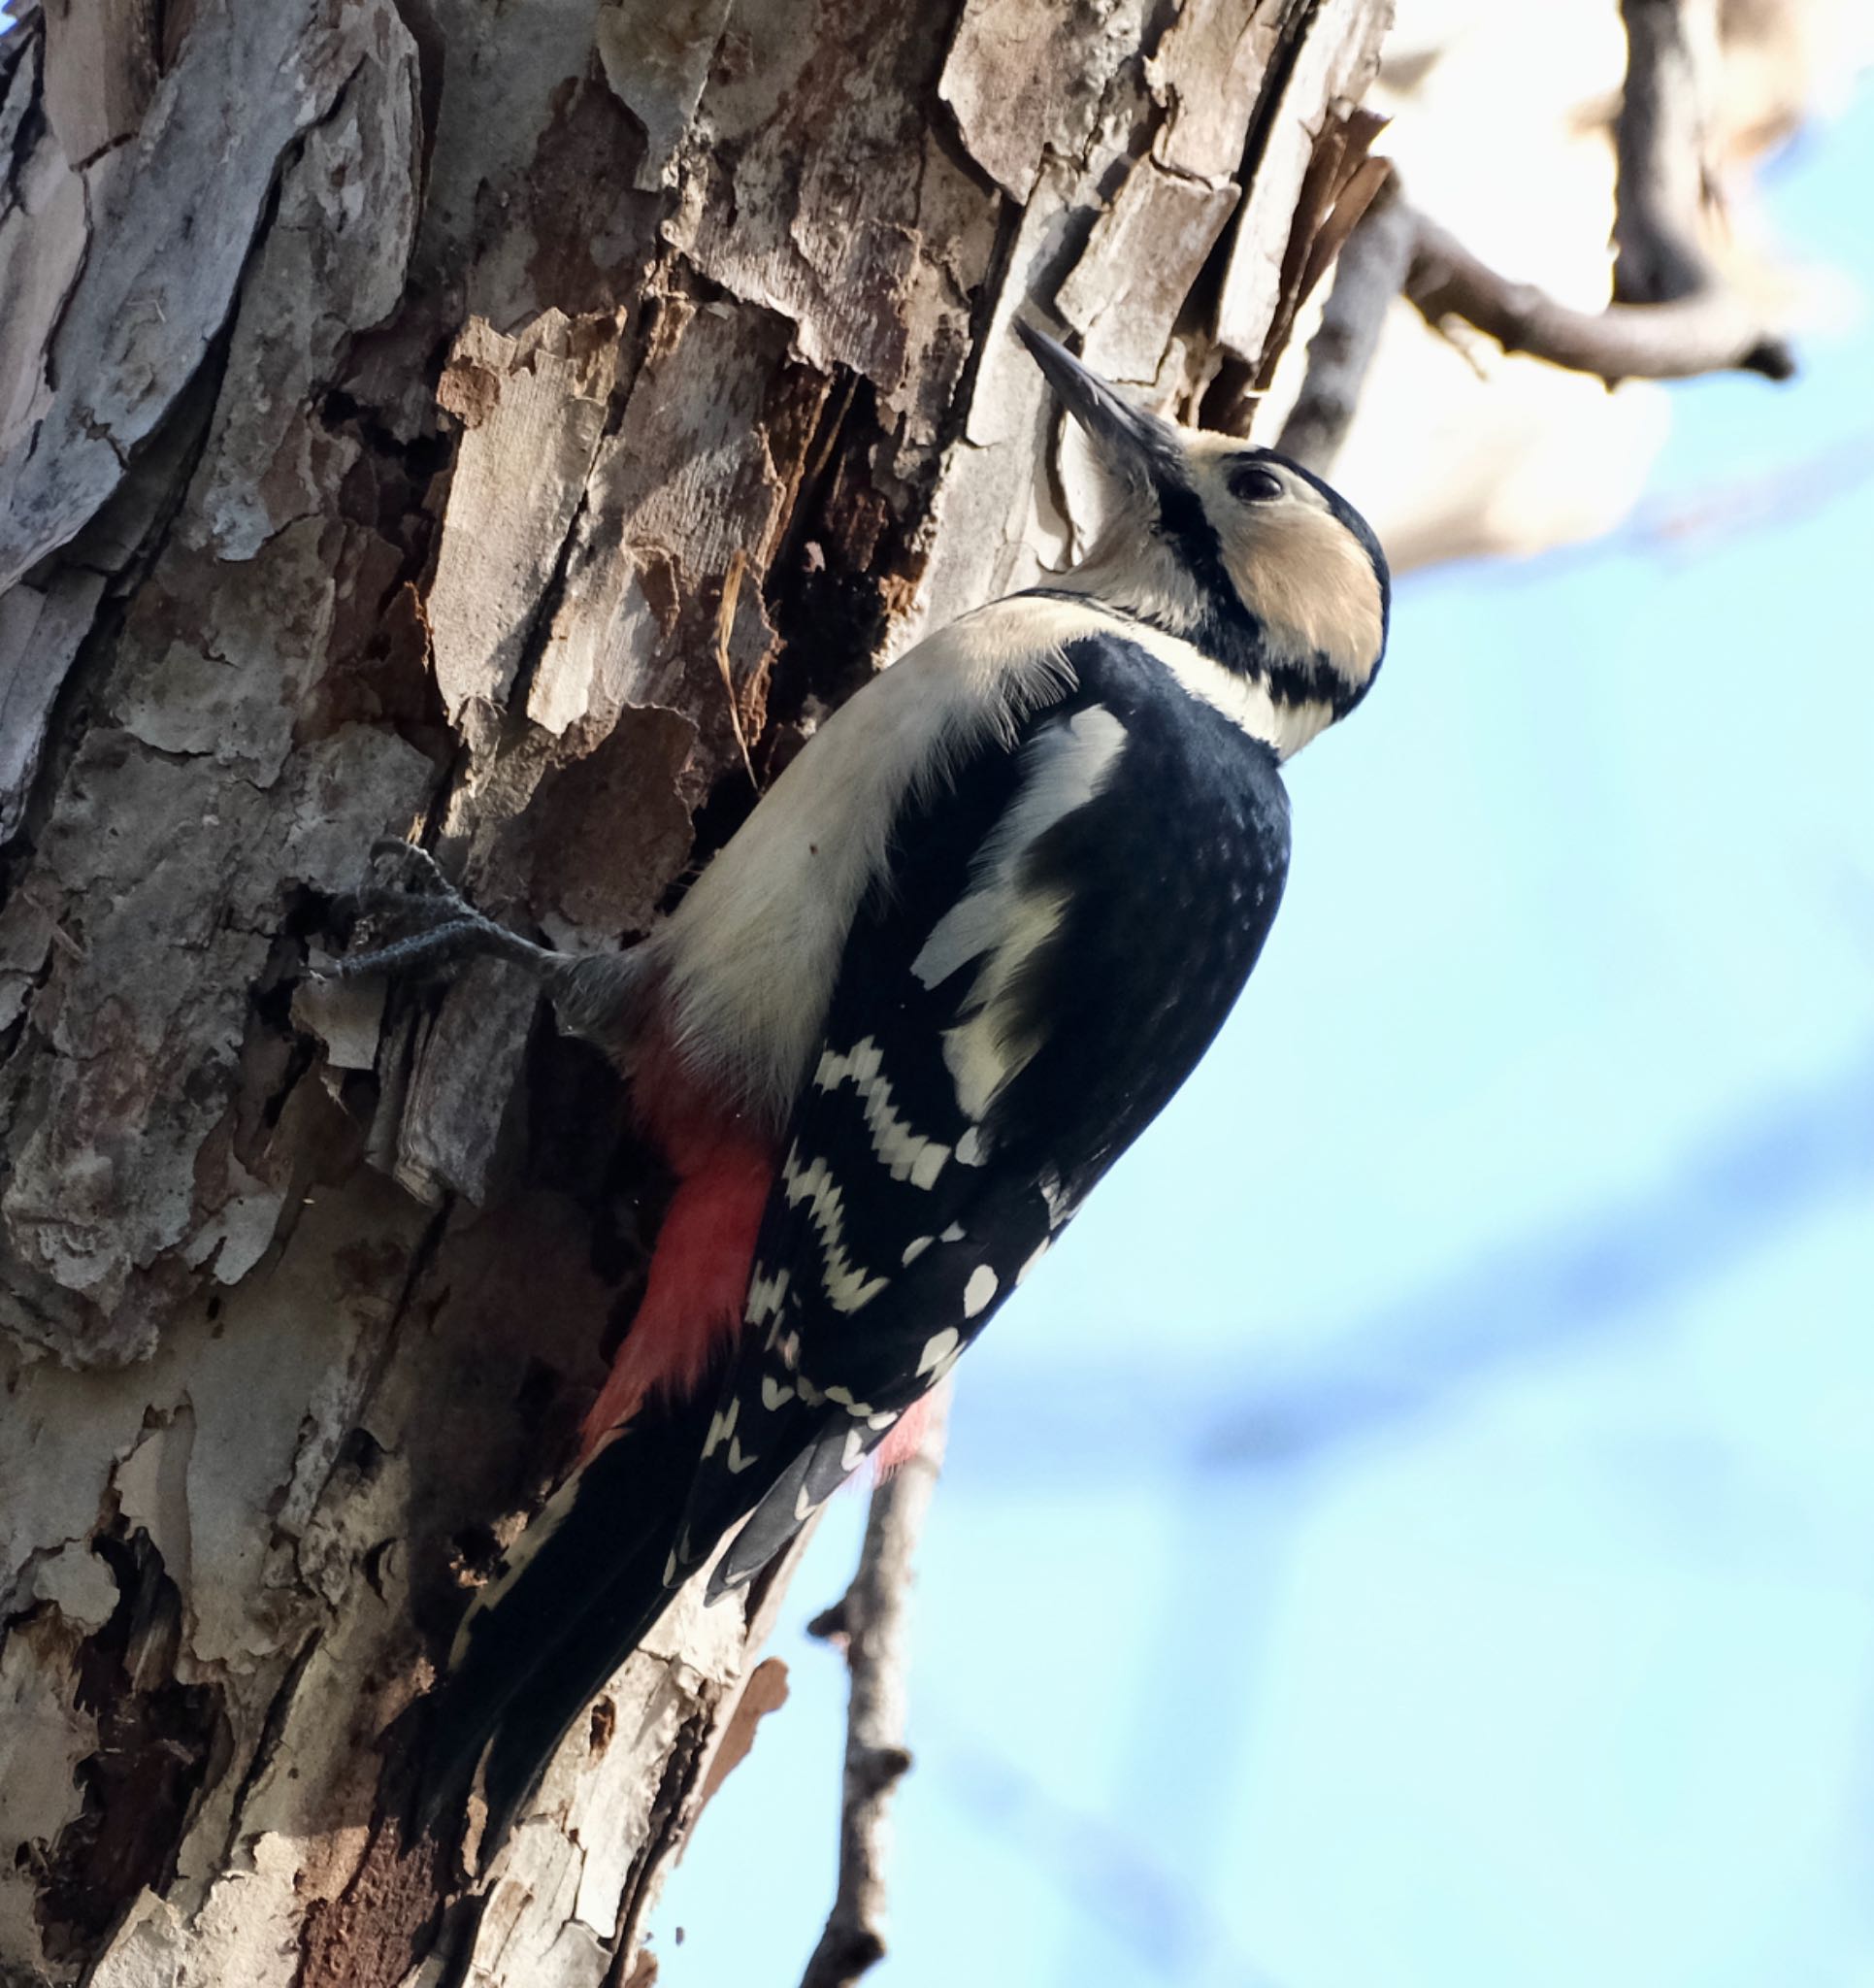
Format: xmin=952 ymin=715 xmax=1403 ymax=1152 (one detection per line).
xmin=1019 ymin=321 xmax=1390 ymax=749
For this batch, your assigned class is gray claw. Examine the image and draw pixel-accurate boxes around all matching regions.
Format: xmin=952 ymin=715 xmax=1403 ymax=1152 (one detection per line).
xmin=334 ymin=918 xmax=505 ymax=980
xmin=337 ymin=844 xmax=562 ymax=985
xmin=351 ymin=882 xmax=475 ymax=931
xmin=369 ymin=839 xmax=454 ymax=896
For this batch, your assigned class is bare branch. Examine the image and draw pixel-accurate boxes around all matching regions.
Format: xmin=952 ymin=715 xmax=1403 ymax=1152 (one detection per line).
xmin=1275 ymin=181 xmax=1417 ymax=475
xmin=1258 ymin=3 xmax=1794 ymax=469
xmin=1401 ymin=0 xmax=1792 ymax=388
xmin=800 ymin=1390 xmax=952 ymax=1988
xmin=1403 ymin=212 xmax=1794 ymax=385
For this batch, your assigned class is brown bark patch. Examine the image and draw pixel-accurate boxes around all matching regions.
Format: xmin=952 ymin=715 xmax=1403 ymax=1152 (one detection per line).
xmin=296 ymin=1823 xmax=446 ymax=1988
xmin=516 ymin=707 xmax=699 ymax=941
xmin=31 ymin=1531 xmax=222 ymax=1966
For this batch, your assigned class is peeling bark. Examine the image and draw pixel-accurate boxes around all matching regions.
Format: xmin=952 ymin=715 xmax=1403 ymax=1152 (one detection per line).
xmin=0 ymin=0 xmax=1392 ymax=1979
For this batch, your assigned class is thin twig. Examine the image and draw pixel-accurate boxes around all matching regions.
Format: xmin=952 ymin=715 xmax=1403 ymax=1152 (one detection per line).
xmin=714 ymin=549 xmax=761 ymax=793
xmin=16 ymin=887 xmax=87 ymax=963
xmin=800 ymin=1389 xmax=952 ymax=1988
xmin=1227 ymin=2 xmax=1792 ymax=467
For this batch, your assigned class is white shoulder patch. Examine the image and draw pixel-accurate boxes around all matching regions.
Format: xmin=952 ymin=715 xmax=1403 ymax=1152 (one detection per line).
xmin=916 ymin=703 xmax=1126 ymax=1120
xmin=911 ymin=705 xmax=1125 ymax=991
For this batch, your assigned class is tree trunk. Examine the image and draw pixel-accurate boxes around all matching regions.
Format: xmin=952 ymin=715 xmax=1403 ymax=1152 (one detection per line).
xmin=0 ymin=0 xmax=1390 ymax=1979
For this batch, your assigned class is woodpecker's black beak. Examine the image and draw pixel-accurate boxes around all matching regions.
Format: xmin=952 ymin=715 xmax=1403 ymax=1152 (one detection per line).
xmin=1016 ymin=320 xmax=1179 ymax=484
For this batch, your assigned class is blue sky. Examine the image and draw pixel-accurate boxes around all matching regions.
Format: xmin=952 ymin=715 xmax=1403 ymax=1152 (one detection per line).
xmin=659 ymin=84 xmax=1874 ymax=1988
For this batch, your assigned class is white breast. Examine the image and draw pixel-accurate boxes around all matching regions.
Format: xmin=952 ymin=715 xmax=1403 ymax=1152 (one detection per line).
xmin=647 ymin=595 xmax=1088 ymax=1123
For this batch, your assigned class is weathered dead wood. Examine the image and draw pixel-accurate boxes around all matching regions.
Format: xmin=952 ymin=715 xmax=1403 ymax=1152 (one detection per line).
xmin=1275 ymin=179 xmax=1417 ymax=473
xmin=1207 ymin=98 xmax=1394 ymax=438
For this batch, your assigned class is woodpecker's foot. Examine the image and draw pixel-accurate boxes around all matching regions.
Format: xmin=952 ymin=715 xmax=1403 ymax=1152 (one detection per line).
xmin=366 ymin=837 xmax=456 ymax=899
xmin=334 ymin=841 xmax=561 ymax=983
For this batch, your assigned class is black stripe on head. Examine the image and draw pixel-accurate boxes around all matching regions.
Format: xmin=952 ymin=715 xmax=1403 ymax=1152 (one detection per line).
xmin=1263 ymin=650 xmax=1369 ymax=720
xmin=1142 ymin=460 xmax=1283 ymax=675
xmin=1142 ymin=450 xmax=1247 ymax=626
xmin=1119 ymin=448 xmax=1370 ymax=713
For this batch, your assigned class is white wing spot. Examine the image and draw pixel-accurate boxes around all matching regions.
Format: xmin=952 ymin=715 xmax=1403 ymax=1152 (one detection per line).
xmin=841 ymin=1426 xmax=870 ymax=1473
xmin=761 ymin=1375 xmax=796 ymax=1410
xmin=902 ymin=1235 xmax=934 ymax=1266
xmin=956 ymin=1126 xmax=989 ymax=1166
xmin=702 ymin=1396 xmax=740 ymax=1458
xmin=826 ymin=1384 xmax=876 ymax=1417
xmin=940 ymin=1222 xmax=966 ymax=1242
xmin=917 ymin=1326 xmax=960 ymax=1377
xmin=727 ymin=1436 xmax=758 ymax=1474
xmin=919 ymin=706 xmax=1128 ymax=1117
xmin=747 ymin=1264 xmax=791 ymax=1328
xmin=963 ymin=1264 xmax=998 ymax=1317
xmin=1016 ymin=1240 xmax=1050 ymax=1285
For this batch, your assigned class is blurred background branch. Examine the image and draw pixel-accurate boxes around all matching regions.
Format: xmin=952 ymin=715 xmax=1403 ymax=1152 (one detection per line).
xmin=1401 ymin=208 xmax=1796 ymax=381
xmin=1283 ymin=0 xmax=1796 ymax=489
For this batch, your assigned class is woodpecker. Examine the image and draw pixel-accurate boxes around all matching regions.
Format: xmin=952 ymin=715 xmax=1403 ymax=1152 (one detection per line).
xmin=344 ymin=321 xmax=1390 ymax=1851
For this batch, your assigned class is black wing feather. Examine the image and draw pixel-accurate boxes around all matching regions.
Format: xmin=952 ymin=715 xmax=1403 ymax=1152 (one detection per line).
xmin=682 ymin=628 xmax=1292 ymax=1589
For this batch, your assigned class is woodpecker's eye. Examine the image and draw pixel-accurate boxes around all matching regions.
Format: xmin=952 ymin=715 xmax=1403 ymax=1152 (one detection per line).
xmin=1227 ymin=461 xmax=1284 ymax=505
